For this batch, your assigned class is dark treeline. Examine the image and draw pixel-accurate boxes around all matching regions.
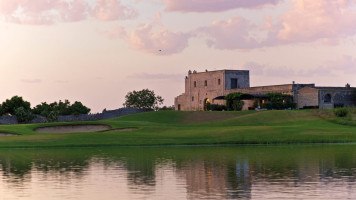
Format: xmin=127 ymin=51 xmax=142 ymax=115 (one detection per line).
xmin=0 ymin=96 xmax=90 ymax=123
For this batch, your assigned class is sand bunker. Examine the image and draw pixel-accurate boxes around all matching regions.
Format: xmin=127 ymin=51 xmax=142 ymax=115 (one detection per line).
xmin=0 ymin=132 xmax=18 ymax=136
xmin=35 ymin=124 xmax=111 ymax=133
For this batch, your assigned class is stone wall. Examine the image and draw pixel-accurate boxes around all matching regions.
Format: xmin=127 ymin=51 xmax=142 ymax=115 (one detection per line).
xmin=174 ymin=93 xmax=189 ymax=111
xmin=0 ymin=107 xmax=145 ymax=125
xmin=318 ymin=88 xmax=356 ymax=109
xmin=174 ymin=69 xmax=355 ymax=111
xmin=226 ymin=84 xmax=294 ymax=96
xmin=189 ymin=70 xmax=225 ymax=111
xmin=175 ymin=70 xmax=250 ymax=111
xmin=0 ymin=116 xmax=18 ymax=125
xmin=297 ymin=87 xmax=319 ymax=109
xmin=224 ymin=70 xmax=250 ymax=90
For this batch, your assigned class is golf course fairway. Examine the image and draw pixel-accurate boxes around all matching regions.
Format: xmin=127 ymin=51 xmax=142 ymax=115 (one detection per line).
xmin=0 ymin=110 xmax=355 ymax=148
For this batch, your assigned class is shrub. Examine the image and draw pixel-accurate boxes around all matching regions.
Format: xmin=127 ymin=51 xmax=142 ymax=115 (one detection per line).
xmin=264 ymin=93 xmax=296 ymax=110
xmin=253 ymin=99 xmax=259 ymax=109
xmin=334 ymin=107 xmax=349 ymax=118
xmin=209 ymin=104 xmax=227 ymax=111
xmin=262 ymin=102 xmax=273 ymax=110
xmin=158 ymin=106 xmax=174 ymax=111
xmin=232 ymin=100 xmax=244 ymax=111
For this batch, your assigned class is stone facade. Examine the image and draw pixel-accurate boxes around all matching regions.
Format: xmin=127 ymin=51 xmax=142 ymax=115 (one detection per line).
xmin=296 ymin=87 xmax=319 ymax=109
xmin=317 ymin=87 xmax=356 ymax=109
xmin=175 ymin=70 xmax=250 ymax=111
xmin=175 ymin=69 xmax=356 ymax=110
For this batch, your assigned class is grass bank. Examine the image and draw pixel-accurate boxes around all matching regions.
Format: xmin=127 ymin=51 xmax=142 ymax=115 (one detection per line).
xmin=0 ymin=110 xmax=356 ymax=148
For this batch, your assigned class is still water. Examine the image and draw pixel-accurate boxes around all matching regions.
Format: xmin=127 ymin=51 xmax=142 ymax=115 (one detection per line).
xmin=0 ymin=145 xmax=356 ymax=199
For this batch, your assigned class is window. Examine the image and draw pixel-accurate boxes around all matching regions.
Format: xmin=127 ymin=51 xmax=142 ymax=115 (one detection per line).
xmin=194 ymin=81 xmax=196 ymax=87
xmin=218 ymin=79 xmax=221 ymax=85
xmin=324 ymin=94 xmax=332 ymax=103
xmin=204 ymin=80 xmax=207 ymax=86
xmin=192 ymin=96 xmax=194 ymax=101
xmin=231 ymin=79 xmax=238 ymax=89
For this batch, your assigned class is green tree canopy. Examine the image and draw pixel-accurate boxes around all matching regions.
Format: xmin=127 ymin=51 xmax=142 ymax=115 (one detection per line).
xmin=33 ymin=100 xmax=91 ymax=120
xmin=123 ymin=89 xmax=164 ymax=110
xmin=225 ymin=92 xmax=245 ymax=111
xmin=0 ymin=96 xmax=31 ymax=115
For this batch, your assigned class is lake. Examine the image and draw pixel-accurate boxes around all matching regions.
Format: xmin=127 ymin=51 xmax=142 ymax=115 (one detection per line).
xmin=0 ymin=145 xmax=356 ymax=199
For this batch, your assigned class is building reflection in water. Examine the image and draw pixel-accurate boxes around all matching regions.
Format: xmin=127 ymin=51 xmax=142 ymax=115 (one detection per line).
xmin=0 ymin=146 xmax=355 ymax=199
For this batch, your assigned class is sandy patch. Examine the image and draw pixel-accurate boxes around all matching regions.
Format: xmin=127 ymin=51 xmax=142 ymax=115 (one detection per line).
xmin=0 ymin=132 xmax=18 ymax=136
xmin=35 ymin=124 xmax=111 ymax=133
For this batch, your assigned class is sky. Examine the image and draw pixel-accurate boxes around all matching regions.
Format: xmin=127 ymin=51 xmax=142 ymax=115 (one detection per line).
xmin=0 ymin=0 xmax=356 ymax=112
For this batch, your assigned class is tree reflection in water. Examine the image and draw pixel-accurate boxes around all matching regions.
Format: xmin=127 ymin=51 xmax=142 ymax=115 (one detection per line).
xmin=0 ymin=145 xmax=356 ymax=199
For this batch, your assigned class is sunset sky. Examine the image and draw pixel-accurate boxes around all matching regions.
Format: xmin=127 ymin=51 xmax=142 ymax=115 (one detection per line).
xmin=1 ymin=0 xmax=356 ymax=112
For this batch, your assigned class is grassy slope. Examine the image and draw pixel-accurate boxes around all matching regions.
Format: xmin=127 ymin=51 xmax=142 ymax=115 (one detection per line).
xmin=0 ymin=110 xmax=355 ymax=148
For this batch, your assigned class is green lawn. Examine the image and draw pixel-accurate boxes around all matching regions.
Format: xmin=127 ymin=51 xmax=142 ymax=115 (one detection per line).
xmin=0 ymin=110 xmax=355 ymax=148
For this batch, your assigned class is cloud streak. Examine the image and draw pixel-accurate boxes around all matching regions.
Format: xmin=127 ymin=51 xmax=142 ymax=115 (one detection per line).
xmin=21 ymin=79 xmax=42 ymax=83
xmin=241 ymin=55 xmax=356 ymax=79
xmin=0 ymin=0 xmax=136 ymax=25
xmin=161 ymin=0 xmax=283 ymax=12
xmin=128 ymin=72 xmax=184 ymax=81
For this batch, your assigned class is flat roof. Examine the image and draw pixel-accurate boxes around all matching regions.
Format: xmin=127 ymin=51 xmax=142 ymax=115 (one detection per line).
xmin=188 ymin=69 xmax=249 ymax=75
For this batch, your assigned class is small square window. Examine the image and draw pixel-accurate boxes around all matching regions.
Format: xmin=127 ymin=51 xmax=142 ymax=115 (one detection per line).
xmin=194 ymin=81 xmax=196 ymax=87
xmin=204 ymin=80 xmax=207 ymax=86
xmin=218 ymin=79 xmax=221 ymax=85
xmin=192 ymin=96 xmax=194 ymax=101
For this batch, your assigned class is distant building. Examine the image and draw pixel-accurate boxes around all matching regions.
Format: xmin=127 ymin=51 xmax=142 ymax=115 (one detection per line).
xmin=174 ymin=69 xmax=356 ymax=111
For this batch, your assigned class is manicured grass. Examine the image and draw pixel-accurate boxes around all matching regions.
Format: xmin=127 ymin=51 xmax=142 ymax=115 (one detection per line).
xmin=0 ymin=110 xmax=356 ymax=148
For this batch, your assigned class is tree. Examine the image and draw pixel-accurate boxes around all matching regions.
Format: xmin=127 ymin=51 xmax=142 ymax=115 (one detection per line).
xmin=33 ymin=100 xmax=91 ymax=120
xmin=225 ymin=92 xmax=245 ymax=111
xmin=68 ymin=101 xmax=91 ymax=115
xmin=123 ymin=89 xmax=164 ymax=110
xmin=15 ymin=107 xmax=34 ymax=123
xmin=0 ymin=96 xmax=31 ymax=116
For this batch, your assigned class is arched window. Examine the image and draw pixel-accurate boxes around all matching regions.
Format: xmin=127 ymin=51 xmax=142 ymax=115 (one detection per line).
xmin=324 ymin=94 xmax=332 ymax=103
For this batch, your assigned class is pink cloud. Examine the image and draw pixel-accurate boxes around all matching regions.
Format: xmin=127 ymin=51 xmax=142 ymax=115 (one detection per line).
xmin=92 ymin=0 xmax=137 ymax=21
xmin=0 ymin=0 xmax=62 ymax=25
xmin=127 ymin=24 xmax=191 ymax=55
xmin=162 ymin=0 xmax=283 ymax=12
xmin=274 ymin=0 xmax=356 ymax=43
xmin=199 ymin=0 xmax=356 ymax=50
xmin=0 ymin=0 xmax=136 ymax=25
xmin=200 ymin=16 xmax=261 ymax=50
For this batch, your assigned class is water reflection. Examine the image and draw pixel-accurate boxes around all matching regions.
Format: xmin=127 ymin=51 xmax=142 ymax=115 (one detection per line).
xmin=0 ymin=145 xmax=356 ymax=199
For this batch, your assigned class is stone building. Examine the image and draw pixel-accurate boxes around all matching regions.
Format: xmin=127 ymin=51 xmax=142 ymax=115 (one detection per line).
xmin=174 ymin=69 xmax=356 ymax=111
